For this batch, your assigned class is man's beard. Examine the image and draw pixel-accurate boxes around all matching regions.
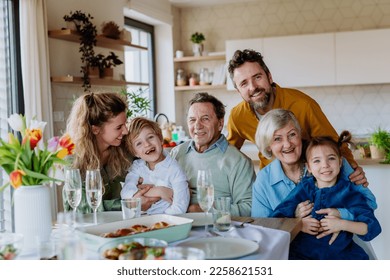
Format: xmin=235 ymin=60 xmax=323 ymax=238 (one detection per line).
xmin=249 ymin=88 xmax=272 ymax=111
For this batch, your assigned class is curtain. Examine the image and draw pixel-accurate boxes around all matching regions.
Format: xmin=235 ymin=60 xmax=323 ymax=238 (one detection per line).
xmin=19 ymin=0 xmax=53 ymax=137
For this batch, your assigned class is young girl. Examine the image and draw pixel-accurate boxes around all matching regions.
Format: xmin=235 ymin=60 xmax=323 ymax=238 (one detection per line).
xmin=273 ymin=131 xmax=382 ymax=259
xmin=121 ymin=117 xmax=190 ymax=215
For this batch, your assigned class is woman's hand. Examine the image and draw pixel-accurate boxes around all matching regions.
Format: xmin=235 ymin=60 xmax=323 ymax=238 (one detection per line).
xmin=144 ymin=186 xmax=173 ymax=204
xmin=349 ymin=164 xmax=368 ymax=187
xmin=294 ymin=200 xmax=313 ymax=218
xmin=133 ymin=185 xmax=160 ymax=211
xmin=301 ymin=216 xmax=321 ymax=235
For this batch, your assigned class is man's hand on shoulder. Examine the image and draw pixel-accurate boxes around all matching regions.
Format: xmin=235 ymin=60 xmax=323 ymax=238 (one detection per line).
xmin=349 ymin=164 xmax=369 ymax=187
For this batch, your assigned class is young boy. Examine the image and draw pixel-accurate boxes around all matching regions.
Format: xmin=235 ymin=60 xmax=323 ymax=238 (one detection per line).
xmin=121 ymin=117 xmax=189 ymax=215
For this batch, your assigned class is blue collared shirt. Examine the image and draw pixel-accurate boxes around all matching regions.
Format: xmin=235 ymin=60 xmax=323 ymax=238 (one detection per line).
xmin=186 ymin=134 xmax=228 ymax=154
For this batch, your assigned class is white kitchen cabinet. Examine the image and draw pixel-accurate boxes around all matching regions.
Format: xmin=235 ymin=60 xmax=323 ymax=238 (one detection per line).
xmin=226 ymin=34 xmax=335 ymax=89
xmin=363 ymin=164 xmax=390 ymax=260
xmin=263 ymin=33 xmax=336 ymax=87
xmin=336 ymin=29 xmax=390 ymax=85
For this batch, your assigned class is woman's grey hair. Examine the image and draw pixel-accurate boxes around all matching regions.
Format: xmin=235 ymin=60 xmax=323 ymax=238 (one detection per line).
xmin=255 ymin=109 xmax=301 ymax=159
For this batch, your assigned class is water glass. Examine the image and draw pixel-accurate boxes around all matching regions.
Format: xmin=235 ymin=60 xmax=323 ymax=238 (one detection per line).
xmin=213 ymin=197 xmax=232 ymax=232
xmin=121 ymin=198 xmax=141 ymax=219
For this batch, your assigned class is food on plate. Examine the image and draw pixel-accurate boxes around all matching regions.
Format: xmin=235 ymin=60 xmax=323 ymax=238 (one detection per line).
xmin=102 ymin=241 xmax=165 ymax=260
xmin=101 ymin=222 xmax=172 ymax=238
xmin=151 ymin=221 xmax=170 ymax=230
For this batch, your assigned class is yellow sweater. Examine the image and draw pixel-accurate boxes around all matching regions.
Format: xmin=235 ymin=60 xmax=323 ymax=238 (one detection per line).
xmin=227 ymin=84 xmax=356 ymax=169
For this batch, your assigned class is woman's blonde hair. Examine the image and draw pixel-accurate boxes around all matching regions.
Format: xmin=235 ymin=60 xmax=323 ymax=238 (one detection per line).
xmin=66 ymin=92 xmax=132 ymax=178
xmin=255 ymin=109 xmax=301 ymax=159
xmin=127 ymin=117 xmax=163 ymax=156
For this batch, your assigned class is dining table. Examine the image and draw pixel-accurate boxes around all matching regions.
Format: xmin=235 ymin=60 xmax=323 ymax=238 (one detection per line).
xmin=17 ymin=212 xmax=302 ymax=260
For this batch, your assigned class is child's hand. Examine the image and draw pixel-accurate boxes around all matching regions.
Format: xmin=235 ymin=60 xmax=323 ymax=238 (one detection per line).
xmin=301 ymin=216 xmax=320 ymax=235
xmin=294 ymin=200 xmax=313 ymax=218
xmin=316 ymin=215 xmax=342 ymax=244
xmin=315 ymin=208 xmax=341 ymax=218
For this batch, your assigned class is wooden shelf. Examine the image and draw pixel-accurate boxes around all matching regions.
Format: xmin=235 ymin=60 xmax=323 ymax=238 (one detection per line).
xmin=51 ymin=76 xmax=149 ymax=87
xmin=174 ymin=84 xmax=226 ymax=91
xmin=48 ymin=29 xmax=148 ymax=52
xmin=174 ymin=55 xmax=225 ymax=63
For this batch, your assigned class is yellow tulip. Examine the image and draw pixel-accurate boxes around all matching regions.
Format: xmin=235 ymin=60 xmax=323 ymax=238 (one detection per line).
xmin=10 ymin=170 xmax=26 ymax=189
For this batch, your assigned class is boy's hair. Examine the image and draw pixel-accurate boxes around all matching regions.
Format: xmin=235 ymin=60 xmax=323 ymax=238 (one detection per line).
xmin=127 ymin=117 xmax=163 ymax=155
xmin=305 ymin=130 xmax=352 ymax=160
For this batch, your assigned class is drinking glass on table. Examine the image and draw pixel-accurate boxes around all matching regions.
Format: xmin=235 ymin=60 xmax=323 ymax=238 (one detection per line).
xmin=64 ymin=168 xmax=82 ymax=226
xmin=213 ymin=196 xmax=232 ymax=232
xmin=196 ymin=169 xmax=214 ymax=236
xmin=85 ymin=169 xmax=103 ymax=224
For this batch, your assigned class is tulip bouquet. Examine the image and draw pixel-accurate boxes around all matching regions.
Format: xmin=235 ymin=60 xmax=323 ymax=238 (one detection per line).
xmin=0 ymin=114 xmax=74 ymax=191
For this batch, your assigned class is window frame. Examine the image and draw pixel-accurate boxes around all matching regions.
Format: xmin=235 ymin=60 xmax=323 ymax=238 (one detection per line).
xmin=124 ymin=17 xmax=156 ymax=116
xmin=0 ymin=0 xmax=24 ymax=232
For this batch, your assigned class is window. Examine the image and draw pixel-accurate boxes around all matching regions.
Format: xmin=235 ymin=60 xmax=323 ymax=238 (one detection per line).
xmin=0 ymin=0 xmax=23 ymax=232
xmin=124 ymin=18 xmax=155 ymax=118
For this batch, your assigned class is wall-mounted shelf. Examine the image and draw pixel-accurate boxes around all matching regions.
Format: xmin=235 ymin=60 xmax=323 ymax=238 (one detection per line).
xmin=51 ymin=76 xmax=148 ymax=87
xmin=174 ymin=84 xmax=226 ymax=91
xmin=174 ymin=55 xmax=225 ymax=63
xmin=48 ymin=29 xmax=148 ymax=52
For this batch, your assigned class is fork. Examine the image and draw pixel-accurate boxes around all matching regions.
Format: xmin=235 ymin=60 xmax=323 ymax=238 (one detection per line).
xmin=235 ymin=218 xmax=254 ymax=228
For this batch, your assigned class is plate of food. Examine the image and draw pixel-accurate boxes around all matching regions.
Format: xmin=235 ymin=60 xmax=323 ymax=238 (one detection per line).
xmin=176 ymin=212 xmax=212 ymax=227
xmin=98 ymin=237 xmax=168 ymax=260
xmin=76 ymin=214 xmax=193 ymax=250
xmin=177 ymin=237 xmax=259 ymax=259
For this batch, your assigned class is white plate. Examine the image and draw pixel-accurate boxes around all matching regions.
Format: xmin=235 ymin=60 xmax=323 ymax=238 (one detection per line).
xmin=176 ymin=213 xmax=212 ymax=227
xmin=178 ymin=237 xmax=259 ymax=259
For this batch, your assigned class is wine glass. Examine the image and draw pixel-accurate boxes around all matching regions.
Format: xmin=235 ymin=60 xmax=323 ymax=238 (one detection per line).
xmin=196 ymin=169 xmax=214 ymax=236
xmin=64 ymin=168 xmax=82 ymax=226
xmin=85 ymin=169 xmax=103 ymax=224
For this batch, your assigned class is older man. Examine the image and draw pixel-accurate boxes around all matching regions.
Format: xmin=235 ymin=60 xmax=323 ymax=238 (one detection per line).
xmin=170 ymin=92 xmax=255 ymax=217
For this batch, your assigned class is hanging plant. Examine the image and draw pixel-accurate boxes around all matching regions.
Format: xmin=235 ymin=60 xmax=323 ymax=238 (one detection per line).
xmin=63 ymin=10 xmax=97 ymax=91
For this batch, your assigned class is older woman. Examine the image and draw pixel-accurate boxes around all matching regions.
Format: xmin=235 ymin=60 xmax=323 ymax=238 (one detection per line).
xmin=251 ymin=109 xmax=377 ymax=220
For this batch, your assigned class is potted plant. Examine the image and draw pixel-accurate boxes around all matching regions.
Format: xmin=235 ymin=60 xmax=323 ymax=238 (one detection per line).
xmin=63 ymin=10 xmax=97 ymax=90
xmin=87 ymin=54 xmax=104 ymax=78
xmin=101 ymin=51 xmax=123 ymax=79
xmin=369 ymin=127 xmax=390 ymax=159
xmin=190 ymin=32 xmax=205 ymax=56
xmin=101 ymin=21 xmax=121 ymax=39
xmin=119 ymin=87 xmax=151 ymax=119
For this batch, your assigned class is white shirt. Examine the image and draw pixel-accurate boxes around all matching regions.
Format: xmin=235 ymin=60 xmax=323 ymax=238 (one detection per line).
xmin=121 ymin=153 xmax=190 ymax=215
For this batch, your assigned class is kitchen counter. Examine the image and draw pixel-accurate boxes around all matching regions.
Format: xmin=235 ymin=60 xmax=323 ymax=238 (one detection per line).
xmin=356 ymin=158 xmax=389 ymax=166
